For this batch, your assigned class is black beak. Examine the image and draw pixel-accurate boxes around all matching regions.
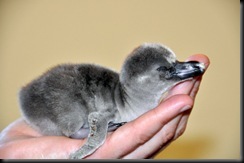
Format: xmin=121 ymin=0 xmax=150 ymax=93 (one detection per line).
xmin=172 ymin=61 xmax=205 ymax=80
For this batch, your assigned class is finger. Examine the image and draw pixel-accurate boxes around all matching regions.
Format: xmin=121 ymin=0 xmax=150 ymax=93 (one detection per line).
xmin=86 ymin=94 xmax=193 ymax=159
xmin=122 ymin=114 xmax=183 ymax=159
xmin=187 ymin=54 xmax=210 ymax=99
xmin=165 ymin=79 xmax=197 ymax=100
xmin=123 ymin=108 xmax=193 ymax=159
xmin=189 ymin=77 xmax=202 ymax=99
xmin=173 ymin=110 xmax=191 ymax=140
xmin=185 ymin=54 xmax=210 ymax=65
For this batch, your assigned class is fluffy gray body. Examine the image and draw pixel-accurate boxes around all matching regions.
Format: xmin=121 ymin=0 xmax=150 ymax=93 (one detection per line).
xmin=18 ymin=43 xmax=205 ymax=159
xmin=19 ymin=64 xmax=123 ymax=138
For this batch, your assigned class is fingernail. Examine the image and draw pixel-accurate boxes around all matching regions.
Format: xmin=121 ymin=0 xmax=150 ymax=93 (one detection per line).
xmin=180 ymin=105 xmax=192 ymax=112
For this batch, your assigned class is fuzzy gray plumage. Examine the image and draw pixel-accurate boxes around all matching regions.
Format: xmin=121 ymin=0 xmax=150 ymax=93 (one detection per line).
xmin=18 ymin=43 xmax=205 ymax=159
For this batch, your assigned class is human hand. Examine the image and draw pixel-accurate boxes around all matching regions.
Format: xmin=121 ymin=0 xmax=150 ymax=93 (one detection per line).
xmin=0 ymin=54 xmax=210 ymax=159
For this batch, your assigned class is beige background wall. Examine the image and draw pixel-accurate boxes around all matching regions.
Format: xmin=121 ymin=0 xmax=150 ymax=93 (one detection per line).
xmin=0 ymin=0 xmax=240 ymax=159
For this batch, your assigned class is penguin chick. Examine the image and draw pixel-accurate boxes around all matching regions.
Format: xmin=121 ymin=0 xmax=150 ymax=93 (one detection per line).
xmin=18 ymin=43 xmax=205 ymax=159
